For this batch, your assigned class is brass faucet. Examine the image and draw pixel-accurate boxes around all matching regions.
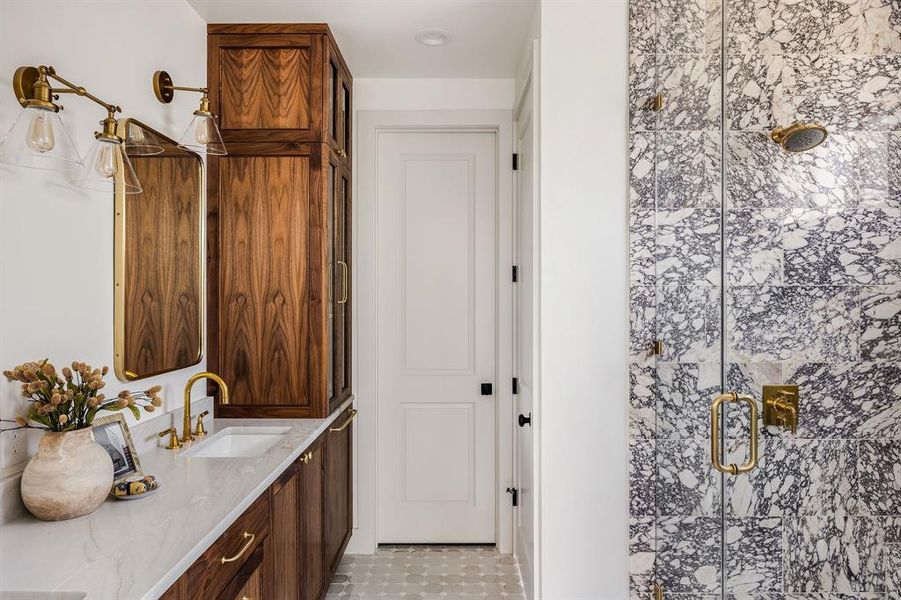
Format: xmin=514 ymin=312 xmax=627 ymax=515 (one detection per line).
xmin=182 ymin=371 xmax=229 ymax=443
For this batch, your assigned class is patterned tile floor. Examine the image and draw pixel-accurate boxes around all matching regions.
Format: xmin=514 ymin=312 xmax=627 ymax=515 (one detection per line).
xmin=326 ymin=545 xmax=526 ymax=599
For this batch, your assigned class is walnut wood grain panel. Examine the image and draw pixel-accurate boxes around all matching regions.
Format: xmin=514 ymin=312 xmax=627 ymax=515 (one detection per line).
xmin=269 ymin=466 xmax=301 ymax=600
xmin=217 ymin=155 xmax=313 ymax=407
xmin=124 ymin=155 xmax=201 ymax=378
xmin=220 ymin=46 xmax=311 ymax=131
xmin=324 ymin=407 xmax=353 ymax=575
xmin=300 ymin=437 xmax=326 ymax=600
xmin=188 ymin=493 xmax=270 ymax=600
xmin=216 ymin=545 xmax=264 ymax=600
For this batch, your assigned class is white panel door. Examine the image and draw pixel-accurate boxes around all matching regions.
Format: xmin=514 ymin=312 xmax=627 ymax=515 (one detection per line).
xmin=514 ymin=103 xmax=537 ymax=597
xmin=377 ymin=130 xmax=497 ymax=543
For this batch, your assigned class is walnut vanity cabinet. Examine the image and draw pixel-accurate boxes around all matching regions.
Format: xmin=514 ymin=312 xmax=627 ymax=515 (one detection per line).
xmin=206 ymin=23 xmax=352 ymax=419
xmin=158 ymin=410 xmax=354 ymax=600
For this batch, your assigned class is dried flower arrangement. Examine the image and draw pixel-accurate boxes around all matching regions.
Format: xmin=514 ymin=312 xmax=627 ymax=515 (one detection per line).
xmin=2 ymin=359 xmax=163 ymax=432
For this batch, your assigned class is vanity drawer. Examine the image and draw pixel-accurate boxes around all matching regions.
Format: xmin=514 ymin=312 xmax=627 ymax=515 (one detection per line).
xmin=187 ymin=492 xmax=271 ymax=599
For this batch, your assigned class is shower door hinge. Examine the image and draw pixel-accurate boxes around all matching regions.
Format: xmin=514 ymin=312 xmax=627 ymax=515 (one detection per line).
xmin=652 ymin=340 xmax=664 ymax=356
xmin=649 ymin=94 xmax=665 ymax=112
xmin=512 ymin=265 xmax=519 ymax=282
xmin=512 ymin=153 xmax=519 ymax=170
xmin=652 ymin=582 xmax=664 ymax=600
xmin=506 ymin=487 xmax=519 ymax=507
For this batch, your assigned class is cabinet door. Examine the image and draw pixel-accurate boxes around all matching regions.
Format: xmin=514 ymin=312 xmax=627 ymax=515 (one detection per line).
xmin=209 ymin=144 xmax=329 ymax=418
xmin=324 ymin=407 xmax=354 ymax=575
xmin=209 ymin=32 xmax=324 ymax=144
xmin=269 ymin=465 xmax=301 ymax=600
xmin=217 ymin=545 xmax=265 ymax=600
xmin=300 ymin=439 xmax=326 ymax=600
xmin=335 ymin=166 xmax=352 ymax=405
xmin=325 ymin=41 xmax=352 ymax=162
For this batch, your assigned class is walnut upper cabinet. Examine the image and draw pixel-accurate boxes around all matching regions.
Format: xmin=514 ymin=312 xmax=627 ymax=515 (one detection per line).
xmin=207 ymin=24 xmax=352 ymax=418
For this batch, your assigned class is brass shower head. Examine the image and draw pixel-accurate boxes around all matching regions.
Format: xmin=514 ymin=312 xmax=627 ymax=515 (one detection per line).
xmin=771 ymin=122 xmax=828 ymax=153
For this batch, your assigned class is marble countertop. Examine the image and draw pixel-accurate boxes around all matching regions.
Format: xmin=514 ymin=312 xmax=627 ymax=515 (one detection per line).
xmin=0 ymin=400 xmax=352 ymax=600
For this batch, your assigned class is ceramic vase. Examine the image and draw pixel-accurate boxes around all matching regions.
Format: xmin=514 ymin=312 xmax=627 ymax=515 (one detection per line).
xmin=20 ymin=427 xmax=113 ymax=521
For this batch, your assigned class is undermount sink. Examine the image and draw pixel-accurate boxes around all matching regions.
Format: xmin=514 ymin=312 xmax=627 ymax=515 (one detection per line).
xmin=186 ymin=427 xmax=290 ymax=458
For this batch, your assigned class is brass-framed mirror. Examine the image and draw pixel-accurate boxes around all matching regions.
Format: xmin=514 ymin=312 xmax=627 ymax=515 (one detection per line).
xmin=114 ymin=119 xmax=203 ymax=381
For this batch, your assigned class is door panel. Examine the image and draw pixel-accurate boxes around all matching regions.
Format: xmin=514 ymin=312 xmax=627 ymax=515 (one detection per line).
xmin=377 ymin=131 xmax=498 ymax=543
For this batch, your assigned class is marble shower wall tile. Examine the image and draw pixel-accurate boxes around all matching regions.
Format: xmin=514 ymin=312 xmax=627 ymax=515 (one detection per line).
xmin=784 ymin=362 xmax=901 ymax=439
xmin=631 ymin=285 xmax=657 ymax=362
xmin=630 ymin=516 xmax=656 ymax=597
xmin=886 ymin=544 xmax=901 ymax=594
xmin=856 ymin=439 xmax=901 ymax=515
xmin=860 ymin=285 xmax=901 ymax=360
xmin=632 ymin=207 xmax=656 ymax=286
xmin=658 ymin=0 xmax=722 ymax=54
xmin=631 ymin=362 xmax=657 ymax=438
xmin=783 ymin=517 xmax=887 ymax=593
xmin=856 ymin=131 xmax=901 ymax=210
xmin=656 ymin=208 xmax=721 ymax=284
xmin=631 ymin=132 xmax=656 ymax=207
xmin=631 ymin=437 xmax=657 ymax=516
xmin=657 ymin=131 xmax=722 ymax=208
xmin=657 ymin=516 xmax=722 ymax=594
xmin=630 ymin=0 xmax=656 ymax=55
xmin=657 ymin=284 xmax=721 ymax=362
xmin=727 ymin=132 xmax=860 ymax=210
xmin=859 ymin=0 xmax=901 ymax=54
xmin=656 ymin=362 xmax=722 ymax=439
xmin=726 ymin=517 xmax=783 ymax=595
xmin=727 ymin=209 xmax=784 ymax=286
xmin=790 ymin=54 xmax=901 ymax=131
xmin=726 ymin=53 xmax=794 ymax=130
xmin=783 ymin=209 xmax=901 ymax=286
xmin=658 ymin=53 xmax=722 ymax=130
xmin=727 ymin=439 xmax=859 ymax=517
xmin=656 ymin=437 xmax=721 ymax=516
xmin=729 ymin=0 xmax=860 ymax=56
xmin=728 ymin=286 xmax=860 ymax=363
xmin=631 ymin=54 xmax=658 ymax=132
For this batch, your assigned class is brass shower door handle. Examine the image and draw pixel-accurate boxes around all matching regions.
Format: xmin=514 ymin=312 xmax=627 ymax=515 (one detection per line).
xmin=710 ymin=392 xmax=759 ymax=475
xmin=337 ymin=260 xmax=349 ymax=304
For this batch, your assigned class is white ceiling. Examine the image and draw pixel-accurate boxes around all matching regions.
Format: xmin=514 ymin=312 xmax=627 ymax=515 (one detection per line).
xmin=187 ymin=0 xmax=537 ymax=78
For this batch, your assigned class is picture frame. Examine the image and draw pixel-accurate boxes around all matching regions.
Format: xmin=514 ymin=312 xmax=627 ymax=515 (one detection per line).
xmin=91 ymin=414 xmax=143 ymax=483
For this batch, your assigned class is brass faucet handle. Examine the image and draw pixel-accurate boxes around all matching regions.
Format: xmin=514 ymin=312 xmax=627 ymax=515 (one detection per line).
xmin=194 ymin=410 xmax=210 ymax=437
xmin=158 ymin=427 xmax=181 ymax=450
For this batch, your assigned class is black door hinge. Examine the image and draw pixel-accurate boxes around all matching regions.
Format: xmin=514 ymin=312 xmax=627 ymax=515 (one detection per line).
xmin=512 ymin=153 xmax=519 ymax=171
xmin=506 ymin=487 xmax=519 ymax=507
xmin=512 ymin=377 xmax=519 ymax=394
xmin=512 ymin=265 xmax=519 ymax=282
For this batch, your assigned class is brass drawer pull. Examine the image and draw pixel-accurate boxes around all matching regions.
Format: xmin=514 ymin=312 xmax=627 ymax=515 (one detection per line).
xmin=220 ymin=531 xmax=255 ymax=564
xmin=710 ymin=392 xmax=759 ymax=475
xmin=301 ymin=450 xmax=313 ymax=464
xmin=329 ymin=408 xmax=357 ymax=433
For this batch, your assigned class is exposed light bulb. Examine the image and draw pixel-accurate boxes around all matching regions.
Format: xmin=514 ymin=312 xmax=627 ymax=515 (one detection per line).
xmin=26 ymin=109 xmax=55 ymax=153
xmin=194 ymin=117 xmax=213 ymax=145
xmin=94 ymin=141 xmax=118 ymax=178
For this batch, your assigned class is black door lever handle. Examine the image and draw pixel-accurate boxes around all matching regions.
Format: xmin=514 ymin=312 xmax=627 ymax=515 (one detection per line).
xmin=518 ymin=413 xmax=531 ymax=427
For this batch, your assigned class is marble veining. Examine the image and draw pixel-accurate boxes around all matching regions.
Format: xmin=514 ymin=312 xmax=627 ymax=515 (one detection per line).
xmin=657 ymin=130 xmax=722 ymax=209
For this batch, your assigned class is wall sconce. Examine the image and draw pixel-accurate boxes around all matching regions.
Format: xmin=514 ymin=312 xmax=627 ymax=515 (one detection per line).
xmin=152 ymin=70 xmax=227 ymax=155
xmin=0 ymin=65 xmax=153 ymax=194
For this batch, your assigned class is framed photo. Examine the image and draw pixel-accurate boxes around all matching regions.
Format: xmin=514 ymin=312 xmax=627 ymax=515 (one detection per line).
xmin=91 ymin=414 xmax=143 ymax=483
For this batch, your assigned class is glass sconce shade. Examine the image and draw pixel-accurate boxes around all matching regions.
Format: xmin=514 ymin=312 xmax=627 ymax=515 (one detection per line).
xmin=72 ymin=138 xmax=142 ymax=194
xmin=0 ymin=106 xmax=83 ymax=171
xmin=177 ymin=113 xmax=227 ymax=155
xmin=124 ymin=121 xmax=164 ymax=156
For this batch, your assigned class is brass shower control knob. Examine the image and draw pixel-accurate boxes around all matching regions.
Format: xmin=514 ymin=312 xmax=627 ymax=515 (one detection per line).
xmin=763 ymin=385 xmax=800 ymax=434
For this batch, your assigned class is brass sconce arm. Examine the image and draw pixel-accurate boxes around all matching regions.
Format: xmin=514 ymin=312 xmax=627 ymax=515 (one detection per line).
xmin=14 ymin=65 xmax=121 ymax=116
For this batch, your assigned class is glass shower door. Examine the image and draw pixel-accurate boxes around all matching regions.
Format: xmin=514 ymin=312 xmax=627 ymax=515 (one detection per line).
xmin=629 ymin=0 xmax=901 ymax=597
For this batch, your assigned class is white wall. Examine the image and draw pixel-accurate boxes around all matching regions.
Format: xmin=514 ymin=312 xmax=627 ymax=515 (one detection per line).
xmin=538 ymin=1 xmax=629 ymax=598
xmin=349 ymin=77 xmax=515 ymax=554
xmin=0 ymin=0 xmax=206 ymax=496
